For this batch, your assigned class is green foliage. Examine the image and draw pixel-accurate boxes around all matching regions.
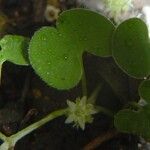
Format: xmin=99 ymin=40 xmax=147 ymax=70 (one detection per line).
xmin=29 ymin=27 xmax=82 ymax=89
xmin=23 ymin=10 xmax=150 ymax=139
xmin=29 ymin=9 xmax=115 ymax=89
xmin=57 ymin=9 xmax=115 ymax=56
xmin=112 ymin=18 xmax=150 ymax=139
xmin=0 ymin=35 xmax=29 ymax=65
xmin=139 ymin=80 xmax=150 ymax=103
xmin=1 ymin=8 xmax=150 ymax=141
xmin=112 ymin=18 xmax=150 ymax=78
xmin=114 ymin=104 xmax=150 ymax=139
xmin=0 ymin=35 xmax=29 ymax=83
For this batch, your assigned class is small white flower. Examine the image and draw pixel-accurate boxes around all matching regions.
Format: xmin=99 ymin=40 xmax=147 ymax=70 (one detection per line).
xmin=65 ymin=96 xmax=97 ymax=130
xmin=78 ymin=0 xmax=135 ymax=23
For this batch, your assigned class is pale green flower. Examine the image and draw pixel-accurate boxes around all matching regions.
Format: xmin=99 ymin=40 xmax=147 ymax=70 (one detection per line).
xmin=65 ymin=96 xmax=97 ymax=130
xmin=104 ymin=0 xmax=132 ymax=14
xmin=103 ymin=0 xmax=133 ymax=22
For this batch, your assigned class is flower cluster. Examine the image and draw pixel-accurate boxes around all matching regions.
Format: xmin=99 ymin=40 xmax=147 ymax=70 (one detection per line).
xmin=104 ymin=0 xmax=133 ymax=15
xmin=65 ymin=96 xmax=97 ymax=130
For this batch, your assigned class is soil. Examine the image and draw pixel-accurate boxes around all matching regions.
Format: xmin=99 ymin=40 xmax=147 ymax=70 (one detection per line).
xmin=0 ymin=0 xmax=145 ymax=149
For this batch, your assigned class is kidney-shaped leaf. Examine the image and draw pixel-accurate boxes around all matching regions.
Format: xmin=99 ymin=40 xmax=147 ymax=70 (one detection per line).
xmin=112 ymin=18 xmax=150 ymax=78
xmin=0 ymin=35 xmax=29 ymax=65
xmin=29 ymin=27 xmax=82 ymax=89
xmin=139 ymin=80 xmax=150 ymax=103
xmin=29 ymin=9 xmax=115 ymax=89
xmin=57 ymin=8 xmax=115 ymax=56
xmin=114 ymin=104 xmax=150 ymax=139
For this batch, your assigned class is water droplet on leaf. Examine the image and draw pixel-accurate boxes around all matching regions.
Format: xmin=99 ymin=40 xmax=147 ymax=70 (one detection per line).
xmin=64 ymin=56 xmax=68 ymax=60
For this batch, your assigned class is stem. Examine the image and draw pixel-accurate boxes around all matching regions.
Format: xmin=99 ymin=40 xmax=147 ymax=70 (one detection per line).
xmin=96 ymin=106 xmax=114 ymax=117
xmin=11 ymin=108 xmax=67 ymax=142
xmin=0 ymin=108 xmax=68 ymax=150
xmin=88 ymin=84 xmax=103 ymax=104
xmin=81 ymin=61 xmax=87 ymax=97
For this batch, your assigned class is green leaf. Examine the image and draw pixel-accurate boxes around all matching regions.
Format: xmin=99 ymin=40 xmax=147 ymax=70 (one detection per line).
xmin=29 ymin=27 xmax=82 ymax=89
xmin=0 ymin=35 xmax=29 ymax=65
xmin=29 ymin=8 xmax=115 ymax=89
xmin=114 ymin=104 xmax=150 ymax=139
xmin=112 ymin=18 xmax=150 ymax=78
xmin=139 ymin=80 xmax=150 ymax=103
xmin=58 ymin=8 xmax=115 ymax=56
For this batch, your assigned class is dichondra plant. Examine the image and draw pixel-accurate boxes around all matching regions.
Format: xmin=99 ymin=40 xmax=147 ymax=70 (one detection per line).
xmin=0 ymin=8 xmax=150 ymax=149
xmin=29 ymin=9 xmax=115 ymax=89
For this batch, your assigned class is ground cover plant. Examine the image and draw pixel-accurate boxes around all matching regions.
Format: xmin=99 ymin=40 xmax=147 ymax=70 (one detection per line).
xmin=0 ymin=4 xmax=150 ymax=150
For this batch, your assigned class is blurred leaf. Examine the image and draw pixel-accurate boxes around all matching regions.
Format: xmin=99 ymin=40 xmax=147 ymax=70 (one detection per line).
xmin=0 ymin=35 xmax=29 ymax=65
xmin=114 ymin=104 xmax=150 ymax=139
xmin=112 ymin=18 xmax=150 ymax=78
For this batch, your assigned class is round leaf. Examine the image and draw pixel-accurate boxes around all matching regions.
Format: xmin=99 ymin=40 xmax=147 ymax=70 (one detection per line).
xmin=29 ymin=27 xmax=82 ymax=89
xmin=58 ymin=8 xmax=115 ymax=56
xmin=112 ymin=18 xmax=150 ymax=78
xmin=0 ymin=35 xmax=29 ymax=65
xmin=139 ymin=80 xmax=150 ymax=103
xmin=29 ymin=9 xmax=115 ymax=89
xmin=114 ymin=105 xmax=150 ymax=139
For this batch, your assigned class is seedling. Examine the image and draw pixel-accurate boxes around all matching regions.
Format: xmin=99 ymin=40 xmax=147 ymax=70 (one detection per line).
xmin=0 ymin=8 xmax=150 ymax=150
